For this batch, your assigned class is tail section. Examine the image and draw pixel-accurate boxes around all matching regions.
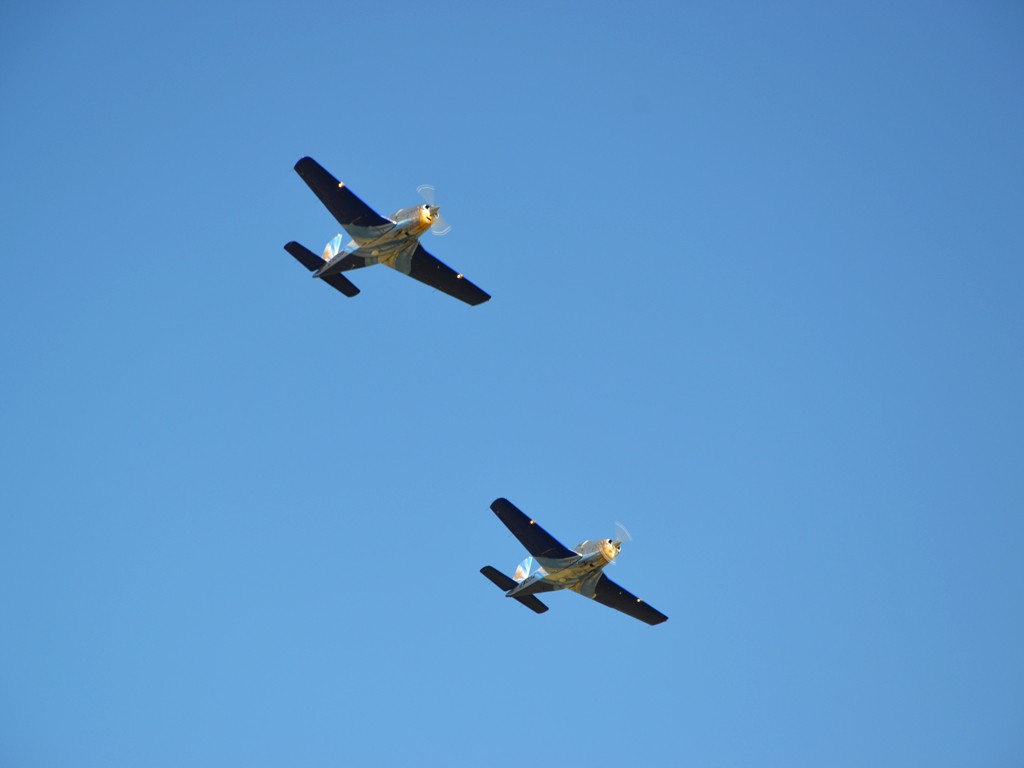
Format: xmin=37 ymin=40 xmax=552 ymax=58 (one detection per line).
xmin=284 ymin=241 xmax=360 ymax=298
xmin=481 ymin=565 xmax=517 ymax=591
xmin=322 ymin=233 xmax=359 ymax=261
xmin=514 ymin=555 xmax=546 ymax=582
xmin=480 ymin=566 xmax=549 ymax=614
xmin=323 ymin=233 xmax=345 ymax=261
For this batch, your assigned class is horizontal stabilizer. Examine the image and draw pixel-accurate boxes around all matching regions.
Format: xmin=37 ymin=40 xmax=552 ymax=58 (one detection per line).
xmin=284 ymin=241 xmax=360 ymax=298
xmin=481 ymin=565 xmax=517 ymax=591
xmin=285 ymin=240 xmax=323 ymax=271
xmin=512 ymin=594 xmax=549 ymax=614
xmin=480 ymin=566 xmax=549 ymax=614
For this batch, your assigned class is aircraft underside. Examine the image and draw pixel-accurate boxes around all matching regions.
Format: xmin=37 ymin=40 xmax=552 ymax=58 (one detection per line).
xmin=511 ymin=561 xmax=607 ymax=598
xmin=481 ymin=498 xmax=668 ymax=625
xmin=286 ymin=157 xmax=490 ymax=306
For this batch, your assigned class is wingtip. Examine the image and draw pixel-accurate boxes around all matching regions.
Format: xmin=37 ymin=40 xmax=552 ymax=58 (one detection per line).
xmin=294 ymin=156 xmax=320 ymax=176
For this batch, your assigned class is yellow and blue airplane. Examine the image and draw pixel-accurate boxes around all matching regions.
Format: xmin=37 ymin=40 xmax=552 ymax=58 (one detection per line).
xmin=285 ymin=157 xmax=490 ymax=306
xmin=481 ymin=498 xmax=668 ymax=625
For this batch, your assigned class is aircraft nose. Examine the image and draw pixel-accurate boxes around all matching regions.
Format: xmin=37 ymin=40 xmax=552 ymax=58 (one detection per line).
xmin=603 ymin=541 xmax=618 ymax=563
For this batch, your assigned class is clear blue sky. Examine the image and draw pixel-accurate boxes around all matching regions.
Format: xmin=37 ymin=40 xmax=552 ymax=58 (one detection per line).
xmin=2 ymin=1 xmax=1022 ymax=765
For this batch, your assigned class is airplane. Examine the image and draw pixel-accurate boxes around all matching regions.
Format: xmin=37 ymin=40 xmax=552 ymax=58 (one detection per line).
xmin=481 ymin=497 xmax=668 ymax=625
xmin=284 ymin=157 xmax=490 ymax=306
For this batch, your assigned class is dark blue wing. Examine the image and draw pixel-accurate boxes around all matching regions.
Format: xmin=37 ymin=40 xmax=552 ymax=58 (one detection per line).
xmin=294 ymin=157 xmax=391 ymax=229
xmin=490 ymin=498 xmax=576 ymax=560
xmin=406 ymin=244 xmax=490 ymax=306
xmin=591 ymin=574 xmax=668 ymax=626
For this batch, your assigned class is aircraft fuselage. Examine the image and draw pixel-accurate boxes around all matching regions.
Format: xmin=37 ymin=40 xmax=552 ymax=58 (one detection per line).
xmin=507 ymin=539 xmax=619 ymax=597
xmin=350 ymin=205 xmax=436 ymax=248
xmin=310 ymin=205 xmax=439 ymax=279
xmin=289 ymin=156 xmax=489 ymax=305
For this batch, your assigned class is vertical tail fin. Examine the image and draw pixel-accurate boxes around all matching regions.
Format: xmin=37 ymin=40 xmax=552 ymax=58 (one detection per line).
xmin=513 ymin=556 xmax=533 ymax=582
xmin=322 ymin=233 xmax=344 ymax=260
xmin=323 ymin=233 xmax=359 ymax=261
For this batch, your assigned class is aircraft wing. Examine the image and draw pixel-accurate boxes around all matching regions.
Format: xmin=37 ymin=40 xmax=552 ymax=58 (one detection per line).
xmin=490 ymin=498 xmax=576 ymax=560
xmin=294 ymin=156 xmax=392 ymax=230
xmin=405 ymin=244 xmax=491 ymax=306
xmin=590 ymin=573 xmax=668 ymax=626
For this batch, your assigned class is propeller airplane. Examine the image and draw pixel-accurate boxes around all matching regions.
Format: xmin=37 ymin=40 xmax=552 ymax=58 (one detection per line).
xmin=284 ymin=157 xmax=490 ymax=306
xmin=481 ymin=498 xmax=668 ymax=625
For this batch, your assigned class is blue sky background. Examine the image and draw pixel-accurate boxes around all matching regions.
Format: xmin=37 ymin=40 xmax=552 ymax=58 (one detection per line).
xmin=2 ymin=1 xmax=1022 ymax=765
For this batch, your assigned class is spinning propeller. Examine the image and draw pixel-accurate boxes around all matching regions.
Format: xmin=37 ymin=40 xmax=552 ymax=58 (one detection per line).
xmin=416 ymin=184 xmax=452 ymax=236
xmin=608 ymin=521 xmax=633 ymax=565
